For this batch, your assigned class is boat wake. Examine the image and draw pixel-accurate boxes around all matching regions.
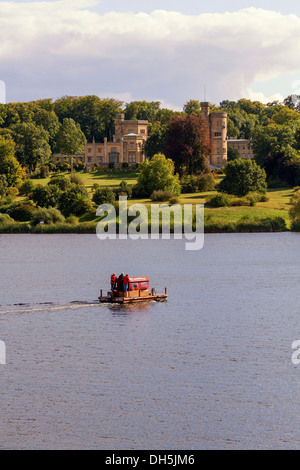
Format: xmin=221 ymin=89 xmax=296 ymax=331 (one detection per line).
xmin=0 ymin=301 xmax=101 ymax=316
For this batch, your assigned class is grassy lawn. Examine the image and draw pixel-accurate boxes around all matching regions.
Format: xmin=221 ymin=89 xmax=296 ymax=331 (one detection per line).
xmin=13 ymin=171 xmax=295 ymax=231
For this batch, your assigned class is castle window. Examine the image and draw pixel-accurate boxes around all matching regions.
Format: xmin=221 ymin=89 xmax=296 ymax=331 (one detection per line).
xmin=140 ymin=129 xmax=145 ymax=134
xmin=87 ymin=157 xmax=92 ymax=163
xmin=88 ymin=148 xmax=92 ymax=153
xmin=98 ymin=157 xmax=103 ymax=163
xmin=97 ymin=148 xmax=102 ymax=153
xmin=129 ymin=153 xmax=136 ymax=163
xmin=130 ymin=142 xmax=134 ymax=148
xmin=214 ymin=132 xmax=221 ymax=137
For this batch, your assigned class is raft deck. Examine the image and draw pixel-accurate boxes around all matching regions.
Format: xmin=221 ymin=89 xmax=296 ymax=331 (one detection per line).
xmin=99 ymin=276 xmax=168 ymax=304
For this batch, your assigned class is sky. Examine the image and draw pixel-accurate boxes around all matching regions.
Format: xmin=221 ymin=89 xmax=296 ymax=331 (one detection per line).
xmin=1 ymin=0 xmax=300 ymax=108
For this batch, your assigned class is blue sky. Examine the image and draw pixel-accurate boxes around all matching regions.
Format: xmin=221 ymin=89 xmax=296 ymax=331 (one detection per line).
xmin=1 ymin=0 xmax=300 ymax=108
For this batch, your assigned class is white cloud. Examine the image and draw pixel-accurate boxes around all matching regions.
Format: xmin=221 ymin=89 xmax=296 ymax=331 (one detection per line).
xmin=1 ymin=2 xmax=300 ymax=105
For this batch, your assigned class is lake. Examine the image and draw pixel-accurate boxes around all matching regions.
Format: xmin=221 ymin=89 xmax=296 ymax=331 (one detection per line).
xmin=0 ymin=232 xmax=300 ymax=449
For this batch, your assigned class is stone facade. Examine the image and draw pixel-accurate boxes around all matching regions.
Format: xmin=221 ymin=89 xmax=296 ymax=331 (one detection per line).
xmin=84 ymin=114 xmax=148 ymax=170
xmin=201 ymin=102 xmax=253 ymax=168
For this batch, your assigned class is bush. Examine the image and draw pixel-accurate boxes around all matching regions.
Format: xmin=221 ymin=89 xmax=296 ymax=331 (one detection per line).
xmin=58 ymin=184 xmax=91 ymax=217
xmin=169 ymin=196 xmax=180 ymax=205
xmin=70 ymin=173 xmax=85 ymax=186
xmin=6 ymin=187 xmax=19 ymax=197
xmin=113 ymin=180 xmax=132 ymax=198
xmin=66 ymin=215 xmax=79 ymax=225
xmin=48 ymin=175 xmax=71 ymax=190
xmin=150 ymin=190 xmax=176 ymax=202
xmin=0 ymin=174 xmax=8 ymax=198
xmin=31 ymin=207 xmax=65 ymax=225
xmin=19 ymin=179 xmax=35 ymax=196
xmin=230 ymin=197 xmax=251 ymax=206
xmin=92 ymin=187 xmax=116 ymax=206
xmin=9 ymin=203 xmax=37 ymax=221
xmin=0 ymin=213 xmax=14 ymax=224
xmin=31 ymin=184 xmax=62 ymax=208
xmin=219 ymin=158 xmax=267 ymax=196
xmin=206 ymin=193 xmax=231 ymax=207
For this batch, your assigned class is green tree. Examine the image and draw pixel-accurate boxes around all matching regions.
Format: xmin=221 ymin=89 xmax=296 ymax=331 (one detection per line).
xmin=56 ymin=118 xmax=86 ymax=171
xmin=124 ymin=101 xmax=161 ymax=122
xmin=219 ymin=158 xmax=267 ymax=197
xmin=31 ymin=184 xmax=62 ymax=208
xmin=0 ymin=136 xmax=25 ymax=187
xmin=92 ymin=187 xmax=116 ymax=205
xmin=58 ymin=184 xmax=91 ymax=216
xmin=11 ymin=122 xmax=51 ymax=173
xmin=0 ymin=174 xmax=8 ymax=197
xmin=183 ymin=99 xmax=201 ymax=116
xmin=134 ymin=153 xmax=181 ymax=197
xmin=144 ymin=121 xmax=167 ymax=158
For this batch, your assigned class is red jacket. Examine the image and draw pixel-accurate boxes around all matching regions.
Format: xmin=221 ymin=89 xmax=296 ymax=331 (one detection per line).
xmin=123 ymin=275 xmax=130 ymax=285
xmin=111 ymin=275 xmax=117 ymax=283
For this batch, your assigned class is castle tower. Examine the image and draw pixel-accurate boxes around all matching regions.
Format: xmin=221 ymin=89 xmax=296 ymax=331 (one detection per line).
xmin=201 ymin=102 xmax=228 ymax=168
xmin=114 ymin=114 xmax=125 ymax=142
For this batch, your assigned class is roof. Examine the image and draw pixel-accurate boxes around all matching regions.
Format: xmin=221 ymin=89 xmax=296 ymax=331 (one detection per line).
xmin=123 ymin=133 xmax=142 ymax=138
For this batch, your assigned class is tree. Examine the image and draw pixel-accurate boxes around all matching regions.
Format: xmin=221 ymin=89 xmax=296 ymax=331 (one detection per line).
xmin=0 ymin=174 xmax=8 ymax=197
xmin=55 ymin=118 xmax=86 ymax=171
xmin=124 ymin=101 xmax=161 ymax=122
xmin=58 ymin=184 xmax=91 ymax=216
xmin=165 ymin=114 xmax=211 ymax=176
xmin=227 ymin=146 xmax=240 ymax=161
xmin=11 ymin=122 xmax=51 ymax=173
xmin=219 ymin=158 xmax=267 ymax=197
xmin=144 ymin=121 xmax=167 ymax=158
xmin=31 ymin=184 xmax=62 ymax=208
xmin=92 ymin=187 xmax=116 ymax=206
xmin=0 ymin=136 xmax=25 ymax=187
xmin=134 ymin=153 xmax=181 ymax=197
xmin=183 ymin=99 xmax=201 ymax=116
xmin=253 ymin=123 xmax=300 ymax=186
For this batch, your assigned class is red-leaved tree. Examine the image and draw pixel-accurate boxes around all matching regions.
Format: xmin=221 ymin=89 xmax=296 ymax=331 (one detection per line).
xmin=164 ymin=114 xmax=211 ymax=176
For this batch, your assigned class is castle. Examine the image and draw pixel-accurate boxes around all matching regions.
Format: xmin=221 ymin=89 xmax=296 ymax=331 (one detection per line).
xmin=53 ymin=103 xmax=253 ymax=169
xmin=200 ymin=102 xmax=254 ymax=168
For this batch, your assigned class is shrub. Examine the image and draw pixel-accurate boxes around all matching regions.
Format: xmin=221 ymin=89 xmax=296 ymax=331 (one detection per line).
xmin=0 ymin=213 xmax=14 ymax=224
xmin=66 ymin=215 xmax=79 ymax=225
xmin=0 ymin=174 xmax=8 ymax=198
xmin=92 ymin=187 xmax=116 ymax=206
xmin=70 ymin=173 xmax=84 ymax=186
xmin=31 ymin=184 xmax=62 ymax=208
xmin=150 ymin=190 xmax=176 ymax=202
xmin=19 ymin=179 xmax=35 ymax=196
xmin=58 ymin=184 xmax=91 ymax=217
xmin=9 ymin=203 xmax=37 ymax=221
xmin=113 ymin=180 xmax=132 ymax=198
xmin=48 ymin=174 xmax=71 ymax=190
xmin=197 ymin=173 xmax=215 ymax=191
xmin=31 ymin=207 xmax=65 ymax=225
xmin=169 ymin=196 xmax=180 ymax=205
xmin=230 ymin=197 xmax=251 ymax=206
xmin=206 ymin=193 xmax=231 ymax=207
xmin=6 ymin=187 xmax=19 ymax=197
xmin=219 ymin=158 xmax=267 ymax=196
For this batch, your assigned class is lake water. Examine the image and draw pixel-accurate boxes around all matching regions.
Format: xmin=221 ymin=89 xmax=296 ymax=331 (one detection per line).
xmin=0 ymin=232 xmax=300 ymax=450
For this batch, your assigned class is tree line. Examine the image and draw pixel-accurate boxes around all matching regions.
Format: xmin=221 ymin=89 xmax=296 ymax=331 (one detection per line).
xmin=0 ymin=94 xmax=300 ymax=192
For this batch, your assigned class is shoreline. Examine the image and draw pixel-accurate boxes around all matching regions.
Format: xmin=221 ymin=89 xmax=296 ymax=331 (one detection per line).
xmin=0 ymin=216 xmax=294 ymax=234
